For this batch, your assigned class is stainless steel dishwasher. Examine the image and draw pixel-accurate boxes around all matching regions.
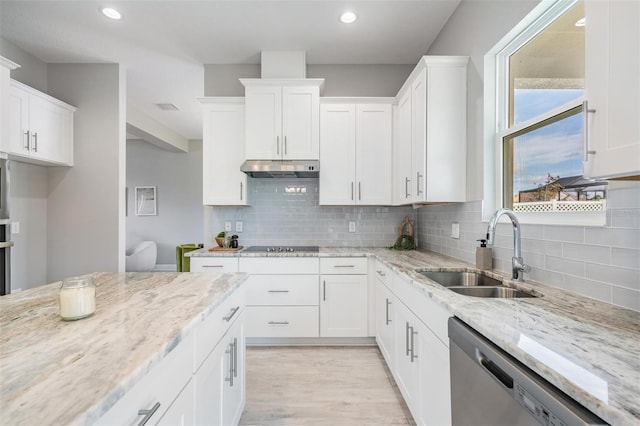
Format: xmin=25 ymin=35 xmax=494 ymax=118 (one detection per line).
xmin=448 ymin=318 xmax=607 ymax=425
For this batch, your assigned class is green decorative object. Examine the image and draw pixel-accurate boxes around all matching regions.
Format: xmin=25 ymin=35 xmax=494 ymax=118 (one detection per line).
xmin=390 ymin=216 xmax=416 ymax=250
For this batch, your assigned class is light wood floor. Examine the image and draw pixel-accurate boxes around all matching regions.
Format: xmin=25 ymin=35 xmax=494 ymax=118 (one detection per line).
xmin=239 ymin=346 xmax=415 ymax=425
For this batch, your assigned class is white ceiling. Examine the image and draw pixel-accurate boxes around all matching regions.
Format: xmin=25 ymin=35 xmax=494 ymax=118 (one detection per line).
xmin=0 ymin=0 xmax=461 ymax=140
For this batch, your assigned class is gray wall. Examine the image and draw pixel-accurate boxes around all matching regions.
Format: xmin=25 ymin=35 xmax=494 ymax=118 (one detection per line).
xmin=126 ymin=139 xmax=204 ymax=266
xmin=0 ymin=38 xmax=48 ymax=93
xmin=204 ymin=64 xmax=413 ymax=97
xmin=46 ymin=64 xmax=125 ymax=282
xmin=206 ymin=178 xmax=416 ymax=248
xmin=417 ymin=0 xmax=640 ymax=312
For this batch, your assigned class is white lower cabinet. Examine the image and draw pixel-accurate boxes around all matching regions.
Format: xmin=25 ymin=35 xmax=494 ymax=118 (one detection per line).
xmin=320 ymin=257 xmax=368 ymax=337
xmin=375 ymin=274 xmax=395 ymax=367
xmin=190 ymin=257 xmax=239 ymax=273
xmin=158 ymin=379 xmax=195 ymax=426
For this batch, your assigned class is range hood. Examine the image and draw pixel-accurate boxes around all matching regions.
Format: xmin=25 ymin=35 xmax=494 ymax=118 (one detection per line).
xmin=240 ymin=160 xmax=319 ymax=178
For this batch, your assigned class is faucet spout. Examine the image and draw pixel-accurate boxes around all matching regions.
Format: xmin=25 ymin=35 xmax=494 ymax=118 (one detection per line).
xmin=487 ymin=208 xmax=530 ymax=281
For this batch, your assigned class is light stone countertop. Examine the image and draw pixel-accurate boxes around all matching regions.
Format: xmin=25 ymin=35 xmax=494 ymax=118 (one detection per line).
xmin=0 ymin=271 xmax=247 ymax=425
xmin=189 ymin=246 xmax=640 ymax=425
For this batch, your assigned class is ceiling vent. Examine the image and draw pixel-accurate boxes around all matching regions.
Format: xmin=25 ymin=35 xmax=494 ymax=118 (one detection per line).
xmin=155 ymin=103 xmax=179 ymax=111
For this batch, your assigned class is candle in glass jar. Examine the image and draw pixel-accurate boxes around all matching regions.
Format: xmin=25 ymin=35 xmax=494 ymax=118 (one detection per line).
xmin=59 ymin=276 xmax=96 ymax=320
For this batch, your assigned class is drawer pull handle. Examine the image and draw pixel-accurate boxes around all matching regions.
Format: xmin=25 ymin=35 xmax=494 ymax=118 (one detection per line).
xmin=223 ymin=306 xmax=240 ymax=322
xmin=137 ymin=402 xmax=161 ymax=426
xmin=334 ymin=265 xmax=355 ymax=268
xmin=268 ymin=321 xmax=290 ymax=325
xmin=203 ymin=265 xmax=224 ymax=268
xmin=268 ymin=290 xmax=290 ymax=293
xmin=376 ymin=270 xmax=386 ymax=277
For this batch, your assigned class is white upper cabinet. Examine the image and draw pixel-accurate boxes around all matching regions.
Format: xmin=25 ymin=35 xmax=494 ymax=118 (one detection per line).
xmin=200 ymin=98 xmax=248 ymax=206
xmin=6 ymin=79 xmax=75 ymax=166
xmin=241 ymin=79 xmax=322 ymax=160
xmin=320 ymin=101 xmax=393 ymax=206
xmin=393 ymin=56 xmax=468 ymax=205
xmin=584 ymin=0 xmax=640 ymax=179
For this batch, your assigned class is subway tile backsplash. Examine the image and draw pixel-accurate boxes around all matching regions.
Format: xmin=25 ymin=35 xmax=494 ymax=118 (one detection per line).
xmin=206 ymin=178 xmax=416 ymax=248
xmin=416 ymin=181 xmax=640 ymax=312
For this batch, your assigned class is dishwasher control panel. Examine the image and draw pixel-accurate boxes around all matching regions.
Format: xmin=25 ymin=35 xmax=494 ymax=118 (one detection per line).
xmin=516 ymin=380 xmax=567 ymax=426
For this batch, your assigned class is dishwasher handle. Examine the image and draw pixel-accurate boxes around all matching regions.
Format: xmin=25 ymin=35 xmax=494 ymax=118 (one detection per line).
xmin=477 ymin=350 xmax=514 ymax=389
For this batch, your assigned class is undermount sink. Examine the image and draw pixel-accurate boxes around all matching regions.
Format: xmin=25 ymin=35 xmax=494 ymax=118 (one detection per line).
xmin=448 ymin=286 xmax=535 ymax=298
xmin=418 ymin=271 xmax=503 ymax=287
xmin=417 ymin=270 xmax=537 ymax=299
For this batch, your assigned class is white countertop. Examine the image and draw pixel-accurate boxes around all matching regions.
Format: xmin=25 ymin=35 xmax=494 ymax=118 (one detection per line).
xmin=0 ymin=271 xmax=248 ymax=425
xmin=189 ymin=246 xmax=640 ymax=425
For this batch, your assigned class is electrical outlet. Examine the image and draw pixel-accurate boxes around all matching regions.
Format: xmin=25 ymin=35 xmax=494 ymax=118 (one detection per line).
xmin=224 ymin=221 xmax=232 ymax=232
xmin=10 ymin=222 xmax=19 ymax=234
xmin=235 ymin=221 xmax=243 ymax=233
xmin=451 ymin=222 xmax=460 ymax=239
xmin=349 ymin=221 xmax=356 ymax=233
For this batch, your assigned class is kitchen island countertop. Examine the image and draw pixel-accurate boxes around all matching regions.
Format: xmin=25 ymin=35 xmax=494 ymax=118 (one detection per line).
xmin=189 ymin=246 xmax=640 ymax=425
xmin=0 ymin=271 xmax=247 ymax=425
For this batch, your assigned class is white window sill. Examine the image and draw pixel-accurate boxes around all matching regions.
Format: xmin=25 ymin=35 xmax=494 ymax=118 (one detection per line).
xmin=510 ymin=211 xmax=606 ymax=227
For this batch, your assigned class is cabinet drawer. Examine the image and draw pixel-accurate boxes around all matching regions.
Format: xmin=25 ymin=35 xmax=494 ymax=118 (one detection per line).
xmin=374 ymin=260 xmax=394 ymax=290
xmin=239 ymin=257 xmax=319 ymax=274
xmin=191 ymin=257 xmax=239 ymax=272
xmin=320 ymin=257 xmax=368 ymax=274
xmin=95 ymin=332 xmax=195 ymax=426
xmin=246 ymin=275 xmax=319 ymax=306
xmin=195 ymin=285 xmax=245 ymax=370
xmin=246 ymin=306 xmax=319 ymax=338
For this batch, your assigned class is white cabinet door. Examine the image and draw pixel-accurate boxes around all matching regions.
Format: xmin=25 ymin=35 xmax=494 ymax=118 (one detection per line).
xmin=282 ymin=86 xmax=319 ymax=159
xmin=245 ymin=85 xmax=281 ymax=160
xmin=356 ymin=104 xmax=392 ymax=205
xmin=418 ymin=328 xmax=452 ymax=426
xmin=393 ymin=300 xmax=420 ymax=418
xmin=7 ymin=80 xmax=75 ymax=166
xmin=221 ymin=312 xmax=245 ymax=426
xmin=194 ymin=333 xmax=225 ymax=425
xmin=394 ymin=89 xmax=413 ymax=205
xmin=584 ymin=0 xmax=640 ymax=179
xmin=375 ymin=278 xmax=395 ymax=367
xmin=319 ymin=102 xmax=392 ymax=206
xmin=411 ymin=68 xmax=427 ymax=204
xmin=320 ymin=274 xmax=368 ymax=337
xmin=202 ymin=100 xmax=247 ymax=206
xmin=319 ymin=103 xmax=356 ymax=205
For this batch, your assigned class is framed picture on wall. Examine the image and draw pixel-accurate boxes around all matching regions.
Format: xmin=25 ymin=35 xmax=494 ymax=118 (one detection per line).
xmin=135 ymin=186 xmax=157 ymax=216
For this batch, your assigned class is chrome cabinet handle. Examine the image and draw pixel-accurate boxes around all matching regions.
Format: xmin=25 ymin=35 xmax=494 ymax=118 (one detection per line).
xmin=225 ymin=341 xmax=234 ymax=387
xmin=233 ymin=337 xmax=238 ymax=378
xmin=376 ymin=270 xmax=386 ymax=276
xmin=137 ymin=402 xmax=161 ymax=426
xmin=410 ymin=327 xmax=418 ymax=362
xmin=416 ymin=172 xmax=423 ymax=196
xmin=276 ymin=135 xmax=280 ymax=155
xmin=582 ymin=100 xmax=597 ymax=162
xmin=284 ymin=136 xmax=287 ymax=155
xmin=23 ymin=130 xmax=30 ymax=150
xmin=334 ymin=265 xmax=355 ymax=268
xmin=358 ymin=182 xmax=362 ymax=201
xmin=405 ymin=322 xmax=410 ymax=356
xmin=268 ymin=321 xmax=290 ymax=325
xmin=268 ymin=289 xmax=290 ymax=293
xmin=240 ymin=181 xmax=243 ymax=201
xmin=223 ymin=306 xmax=240 ymax=322
xmin=405 ymin=177 xmax=410 ymax=198
xmin=323 ymin=280 xmax=326 ymax=301
xmin=203 ymin=265 xmax=224 ymax=268
xmin=351 ymin=182 xmax=354 ymax=200
xmin=385 ymin=298 xmax=392 ymax=325
xmin=32 ymin=132 xmax=38 ymax=152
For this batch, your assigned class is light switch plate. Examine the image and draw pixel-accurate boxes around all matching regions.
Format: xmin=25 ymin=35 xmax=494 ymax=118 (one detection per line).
xmin=224 ymin=221 xmax=232 ymax=232
xmin=11 ymin=222 xmax=19 ymax=234
xmin=235 ymin=221 xmax=243 ymax=233
xmin=349 ymin=221 xmax=356 ymax=233
xmin=451 ymin=223 xmax=460 ymax=239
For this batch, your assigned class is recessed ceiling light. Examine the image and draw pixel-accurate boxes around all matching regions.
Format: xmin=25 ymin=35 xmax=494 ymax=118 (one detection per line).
xmin=100 ymin=7 xmax=122 ymax=20
xmin=340 ymin=11 xmax=357 ymax=24
xmin=575 ymin=17 xmax=585 ymax=27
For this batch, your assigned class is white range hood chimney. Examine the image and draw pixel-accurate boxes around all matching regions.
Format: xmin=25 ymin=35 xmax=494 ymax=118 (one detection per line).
xmin=260 ymin=51 xmax=306 ymax=78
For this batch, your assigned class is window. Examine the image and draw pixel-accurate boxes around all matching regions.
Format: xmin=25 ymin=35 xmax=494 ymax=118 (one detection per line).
xmin=485 ymin=0 xmax=607 ymax=225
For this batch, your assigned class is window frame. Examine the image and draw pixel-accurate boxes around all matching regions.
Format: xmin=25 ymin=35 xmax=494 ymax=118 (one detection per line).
xmin=483 ymin=0 xmax=606 ymax=226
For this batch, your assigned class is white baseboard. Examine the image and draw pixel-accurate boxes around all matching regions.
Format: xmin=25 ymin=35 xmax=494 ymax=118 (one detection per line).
xmin=247 ymin=337 xmax=376 ymax=347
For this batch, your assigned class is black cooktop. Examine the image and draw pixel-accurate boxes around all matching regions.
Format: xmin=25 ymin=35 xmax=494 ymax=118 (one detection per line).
xmin=244 ymin=246 xmax=319 ymax=253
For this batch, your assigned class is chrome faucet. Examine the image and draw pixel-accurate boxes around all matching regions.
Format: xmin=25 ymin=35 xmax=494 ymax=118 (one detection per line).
xmin=486 ymin=208 xmax=530 ymax=281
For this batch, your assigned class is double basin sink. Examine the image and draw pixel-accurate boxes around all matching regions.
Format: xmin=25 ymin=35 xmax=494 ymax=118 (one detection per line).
xmin=417 ymin=271 xmax=537 ymax=299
